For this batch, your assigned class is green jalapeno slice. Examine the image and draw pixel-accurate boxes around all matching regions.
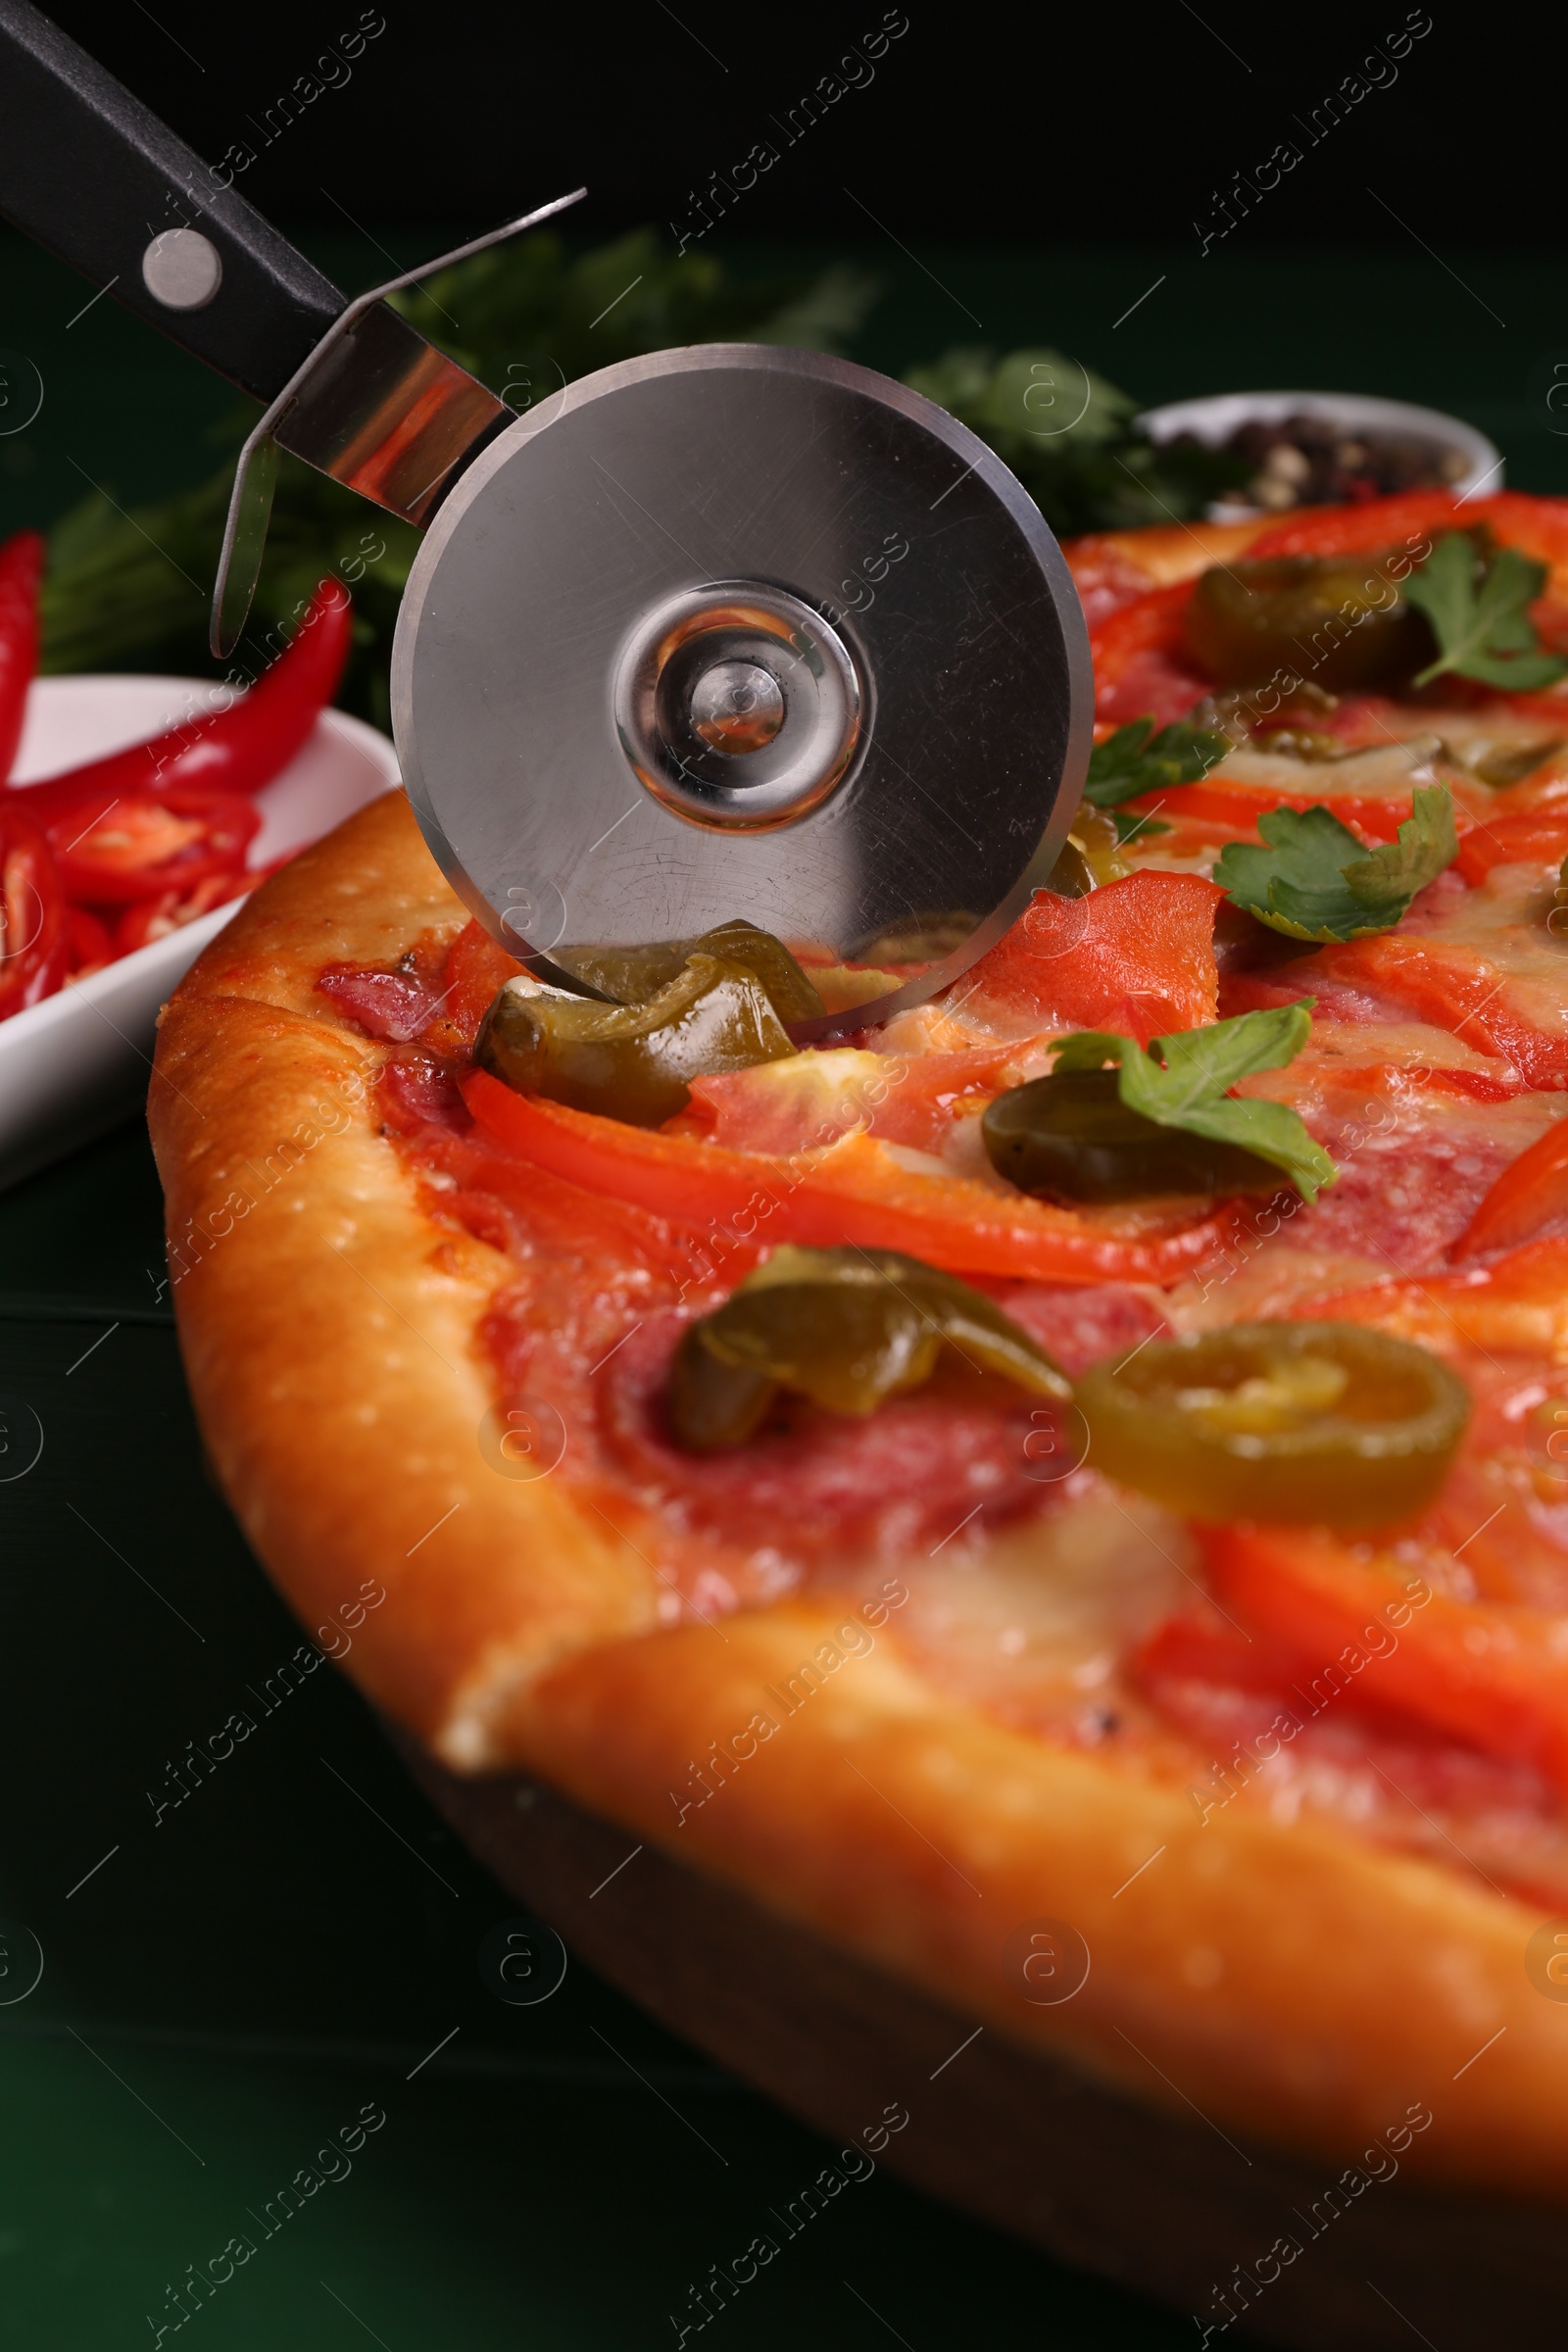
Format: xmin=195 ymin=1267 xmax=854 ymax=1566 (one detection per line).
xmin=560 ymin=919 xmax=825 ymax=1024
xmin=476 ymin=953 xmax=795 ymax=1128
xmin=476 ymin=920 xmax=825 ymax=1126
xmin=1076 ymin=1320 xmax=1470 ymax=1525
xmin=668 ymin=1244 xmax=1071 ymax=1452
xmin=982 ymin=1069 xmax=1285 ymax=1204
xmin=1183 ymin=554 xmax=1433 ymax=691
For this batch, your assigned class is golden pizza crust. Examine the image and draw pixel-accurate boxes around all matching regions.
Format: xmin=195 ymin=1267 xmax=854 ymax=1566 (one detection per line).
xmin=150 ymin=790 xmax=1568 ymax=2198
xmin=150 ymin=794 xmax=662 ymax=1766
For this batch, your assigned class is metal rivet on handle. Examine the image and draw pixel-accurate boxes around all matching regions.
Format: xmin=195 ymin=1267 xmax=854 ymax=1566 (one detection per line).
xmin=141 ymin=228 xmax=222 ymax=312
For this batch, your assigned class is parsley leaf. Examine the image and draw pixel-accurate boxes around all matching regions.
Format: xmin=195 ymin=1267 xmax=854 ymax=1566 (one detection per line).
xmin=1084 ymin=716 xmax=1230 ymax=808
xmin=1404 ymin=532 xmax=1568 ymax=692
xmin=1051 ymin=1003 xmax=1338 ymax=1200
xmin=1214 ymin=785 xmax=1458 ymax=944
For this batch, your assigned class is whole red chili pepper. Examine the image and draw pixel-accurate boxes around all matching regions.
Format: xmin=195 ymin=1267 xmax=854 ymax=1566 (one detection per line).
xmin=48 ymin=781 xmax=260 ymax=905
xmin=0 ymin=799 xmax=67 ymax=1016
xmin=0 ymin=530 xmax=44 ymax=786
xmin=9 ymin=578 xmax=352 ymax=820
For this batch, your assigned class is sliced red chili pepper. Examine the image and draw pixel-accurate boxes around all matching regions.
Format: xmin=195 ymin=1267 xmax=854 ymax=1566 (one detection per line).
xmin=0 ymin=800 xmax=67 ymax=1017
xmin=7 ymin=579 xmax=352 ymax=823
xmin=68 ymin=904 xmax=114 ymax=976
xmin=113 ymin=865 xmax=256 ymax=956
xmin=48 ymin=781 xmax=259 ymax=905
xmin=0 ymin=530 xmax=43 ymax=787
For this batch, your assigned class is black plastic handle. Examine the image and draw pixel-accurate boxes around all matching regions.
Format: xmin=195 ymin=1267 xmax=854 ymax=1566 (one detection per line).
xmin=0 ymin=0 xmax=346 ymax=402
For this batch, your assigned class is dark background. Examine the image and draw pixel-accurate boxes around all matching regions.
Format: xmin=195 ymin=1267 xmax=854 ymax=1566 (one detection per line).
xmin=30 ymin=0 xmax=1560 ymax=246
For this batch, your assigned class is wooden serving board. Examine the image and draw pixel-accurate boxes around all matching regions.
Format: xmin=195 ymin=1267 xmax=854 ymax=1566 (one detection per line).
xmin=395 ymin=1734 xmax=1566 ymax=2348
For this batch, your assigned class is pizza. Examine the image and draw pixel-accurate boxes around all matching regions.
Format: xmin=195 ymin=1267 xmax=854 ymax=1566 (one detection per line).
xmin=150 ymin=487 xmax=1568 ymax=2213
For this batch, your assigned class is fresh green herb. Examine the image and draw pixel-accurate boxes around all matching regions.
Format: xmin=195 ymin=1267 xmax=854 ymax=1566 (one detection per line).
xmin=1404 ymin=532 xmax=1568 ymax=692
xmin=1084 ymin=716 xmax=1230 ymax=809
xmin=1214 ymin=785 xmax=1458 ymax=943
xmin=901 ymin=346 xmax=1252 ymax=535
xmin=1051 ymin=1004 xmax=1338 ymax=1201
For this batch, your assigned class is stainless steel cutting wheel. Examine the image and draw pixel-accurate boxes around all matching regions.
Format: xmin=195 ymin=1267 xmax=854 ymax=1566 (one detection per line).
xmin=393 ymin=346 xmax=1092 ymax=1036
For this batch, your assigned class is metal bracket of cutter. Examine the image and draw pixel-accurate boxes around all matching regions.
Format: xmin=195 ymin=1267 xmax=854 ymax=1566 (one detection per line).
xmin=211 ymin=187 xmax=587 ymax=658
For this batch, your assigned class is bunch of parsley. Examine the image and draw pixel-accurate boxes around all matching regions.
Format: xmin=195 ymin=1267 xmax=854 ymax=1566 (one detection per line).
xmin=903 ymin=346 xmax=1248 ymax=537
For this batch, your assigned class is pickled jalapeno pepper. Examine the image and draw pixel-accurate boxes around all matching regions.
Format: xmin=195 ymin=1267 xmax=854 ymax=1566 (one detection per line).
xmin=561 ymin=919 xmax=825 ymax=1022
xmin=1047 ymin=805 xmax=1129 ymax=898
xmin=1076 ymin=1320 xmax=1469 ymax=1525
xmin=982 ymin=1069 xmax=1285 ymax=1204
xmin=476 ymin=920 xmax=823 ymax=1126
xmin=668 ymin=1244 xmax=1070 ymax=1452
xmin=477 ymin=954 xmax=795 ymax=1127
xmin=1183 ymin=554 xmax=1434 ymax=691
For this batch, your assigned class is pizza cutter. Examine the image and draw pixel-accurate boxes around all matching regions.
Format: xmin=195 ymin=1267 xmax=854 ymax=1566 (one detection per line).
xmin=0 ymin=0 xmax=1092 ymax=1038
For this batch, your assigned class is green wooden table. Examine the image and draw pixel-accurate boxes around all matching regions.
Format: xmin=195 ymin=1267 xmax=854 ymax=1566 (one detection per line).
xmin=2 ymin=222 xmax=1560 ymax=2345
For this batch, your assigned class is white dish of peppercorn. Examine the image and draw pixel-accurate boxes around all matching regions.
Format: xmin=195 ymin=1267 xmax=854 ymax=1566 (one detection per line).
xmin=1138 ymin=389 xmax=1501 ymax=521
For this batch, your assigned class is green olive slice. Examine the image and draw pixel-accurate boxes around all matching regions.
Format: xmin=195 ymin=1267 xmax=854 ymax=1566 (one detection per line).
xmin=476 ymin=953 xmax=794 ymax=1127
xmin=982 ymin=1069 xmax=1285 ymax=1204
xmin=667 ymin=1245 xmax=1070 ymax=1452
xmin=1076 ymin=1320 xmax=1470 ymax=1526
xmin=1182 ymin=554 xmax=1434 ymax=691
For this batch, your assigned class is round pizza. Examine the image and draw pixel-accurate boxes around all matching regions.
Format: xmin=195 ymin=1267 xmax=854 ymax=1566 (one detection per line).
xmin=150 ymin=487 xmax=1568 ymax=2214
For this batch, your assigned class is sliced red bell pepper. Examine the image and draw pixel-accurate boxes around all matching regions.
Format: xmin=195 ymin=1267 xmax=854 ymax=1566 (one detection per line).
xmin=1290 ymin=1237 xmax=1568 ymax=1362
xmin=1248 ymin=490 xmax=1568 ymax=593
xmin=1144 ymin=777 xmax=1434 ymax=847
xmin=1244 ymin=489 xmax=1473 ymax=564
xmin=8 ymin=579 xmax=351 ymax=822
xmin=1088 ymin=578 xmax=1210 ymax=723
xmin=461 ymin=1067 xmax=1249 ymax=1286
xmin=1306 ymin=932 xmax=1568 ymax=1088
xmin=677 ymin=1042 xmax=1028 ymax=1156
xmin=1201 ymin=1521 xmax=1568 ymax=1799
xmin=0 ymin=530 xmax=43 ymax=786
xmin=1455 ymin=809 xmax=1568 ymax=885
xmin=1452 ymin=1120 xmax=1568 ymax=1258
xmin=0 ymin=799 xmax=67 ymax=1017
xmin=959 ymin=869 xmax=1224 ymax=1042
xmin=48 ymin=782 xmax=259 ymax=905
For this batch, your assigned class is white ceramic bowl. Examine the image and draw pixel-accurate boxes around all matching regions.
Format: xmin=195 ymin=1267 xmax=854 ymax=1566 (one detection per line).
xmin=1136 ymin=390 xmax=1503 ymax=519
xmin=0 ymin=675 xmax=400 ymax=1189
